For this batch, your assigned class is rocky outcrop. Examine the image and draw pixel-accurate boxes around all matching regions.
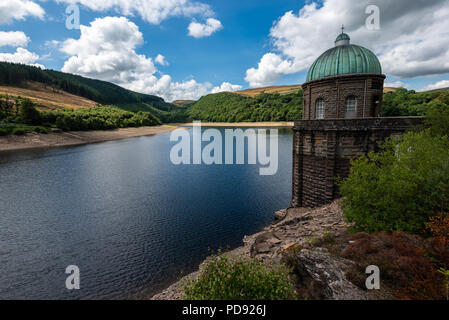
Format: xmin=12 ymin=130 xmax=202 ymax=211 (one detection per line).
xmin=151 ymin=200 xmax=365 ymax=300
xmin=286 ymin=248 xmax=365 ymax=300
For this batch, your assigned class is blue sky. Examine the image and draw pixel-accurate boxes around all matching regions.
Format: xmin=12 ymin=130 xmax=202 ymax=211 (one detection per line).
xmin=1 ymin=0 xmax=449 ymax=101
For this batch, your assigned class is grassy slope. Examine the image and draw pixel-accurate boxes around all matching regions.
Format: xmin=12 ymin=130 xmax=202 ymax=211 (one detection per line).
xmin=0 ymin=62 xmax=175 ymax=113
xmin=0 ymin=81 xmax=98 ymax=110
xmin=236 ymin=85 xmax=302 ymax=97
xmin=236 ymin=85 xmax=399 ymax=97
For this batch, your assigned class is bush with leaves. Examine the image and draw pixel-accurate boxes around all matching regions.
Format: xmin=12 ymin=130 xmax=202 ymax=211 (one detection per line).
xmin=184 ymin=254 xmax=294 ymax=300
xmin=425 ymin=101 xmax=449 ymax=137
xmin=41 ymin=106 xmax=161 ymax=131
xmin=20 ymin=99 xmax=41 ymax=125
xmin=340 ymin=130 xmax=449 ymax=234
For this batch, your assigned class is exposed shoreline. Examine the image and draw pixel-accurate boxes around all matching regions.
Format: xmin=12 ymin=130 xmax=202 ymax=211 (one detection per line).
xmin=0 ymin=122 xmax=294 ymax=153
xmin=181 ymin=122 xmax=294 ymax=127
xmin=0 ymin=125 xmax=182 ymax=153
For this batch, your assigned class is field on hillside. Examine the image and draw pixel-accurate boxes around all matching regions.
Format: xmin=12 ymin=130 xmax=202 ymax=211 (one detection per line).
xmin=237 ymin=85 xmax=399 ymax=97
xmin=384 ymin=87 xmax=399 ymax=93
xmin=236 ymin=85 xmax=302 ymax=97
xmin=0 ymin=81 xmax=98 ymax=110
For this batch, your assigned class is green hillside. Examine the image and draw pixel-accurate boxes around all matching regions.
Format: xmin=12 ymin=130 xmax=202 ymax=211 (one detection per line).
xmin=188 ymin=91 xmax=303 ymax=122
xmin=0 ymin=62 xmax=175 ymax=113
xmin=186 ymin=87 xmax=449 ymax=123
xmin=381 ymin=88 xmax=449 ymax=116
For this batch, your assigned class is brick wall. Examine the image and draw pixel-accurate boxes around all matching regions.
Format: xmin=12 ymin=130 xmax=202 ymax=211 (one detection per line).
xmin=303 ymin=74 xmax=386 ymax=120
xmin=291 ymin=117 xmax=424 ymax=208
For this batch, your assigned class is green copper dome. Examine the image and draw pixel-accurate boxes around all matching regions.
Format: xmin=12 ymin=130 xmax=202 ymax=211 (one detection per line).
xmin=335 ymin=33 xmax=350 ymax=41
xmin=306 ymin=33 xmax=382 ymax=82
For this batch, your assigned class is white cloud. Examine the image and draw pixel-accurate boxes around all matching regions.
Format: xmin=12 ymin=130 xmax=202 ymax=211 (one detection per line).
xmin=155 ymin=54 xmax=168 ymax=66
xmin=56 ymin=0 xmax=213 ymax=24
xmin=211 ymin=82 xmax=242 ymax=93
xmin=60 ymin=16 xmax=156 ymax=84
xmin=246 ymin=0 xmax=449 ymax=87
xmin=0 ymin=47 xmax=44 ymax=68
xmin=188 ymin=18 xmax=223 ymax=38
xmin=0 ymin=0 xmax=45 ymax=24
xmin=59 ymin=16 xmax=238 ymax=101
xmin=384 ymin=80 xmax=408 ymax=88
xmin=245 ymin=53 xmax=298 ymax=87
xmin=0 ymin=31 xmax=30 ymax=47
xmin=422 ymin=80 xmax=449 ymax=91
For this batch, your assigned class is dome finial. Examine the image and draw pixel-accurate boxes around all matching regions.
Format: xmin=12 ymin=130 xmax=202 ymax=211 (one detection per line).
xmin=335 ymin=26 xmax=350 ymax=46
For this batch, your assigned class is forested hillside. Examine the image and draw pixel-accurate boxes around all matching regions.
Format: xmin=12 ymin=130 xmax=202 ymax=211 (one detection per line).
xmin=381 ymin=88 xmax=449 ymax=116
xmin=188 ymin=91 xmax=303 ymax=122
xmin=0 ymin=62 xmax=174 ymax=112
xmin=186 ymin=87 xmax=449 ymax=123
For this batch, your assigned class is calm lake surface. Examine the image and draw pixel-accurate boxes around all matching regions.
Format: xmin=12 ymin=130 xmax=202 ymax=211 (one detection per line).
xmin=0 ymin=127 xmax=292 ymax=299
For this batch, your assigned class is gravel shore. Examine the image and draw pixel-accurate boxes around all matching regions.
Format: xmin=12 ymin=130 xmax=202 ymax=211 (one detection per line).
xmin=0 ymin=125 xmax=183 ymax=153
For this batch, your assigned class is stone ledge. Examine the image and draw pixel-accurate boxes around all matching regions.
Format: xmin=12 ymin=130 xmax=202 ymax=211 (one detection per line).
xmin=293 ymin=117 xmax=424 ymax=132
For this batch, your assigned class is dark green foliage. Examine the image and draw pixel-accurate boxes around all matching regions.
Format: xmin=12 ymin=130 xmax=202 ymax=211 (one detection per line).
xmin=20 ymin=99 xmax=41 ymax=125
xmin=34 ymin=126 xmax=49 ymax=134
xmin=42 ymin=106 xmax=161 ymax=131
xmin=0 ymin=95 xmax=17 ymax=120
xmin=188 ymin=91 xmax=303 ymax=122
xmin=0 ymin=123 xmax=35 ymax=135
xmin=184 ymin=254 xmax=294 ymax=300
xmin=381 ymin=88 xmax=444 ymax=116
xmin=0 ymin=97 xmax=162 ymax=134
xmin=12 ymin=127 xmax=27 ymax=135
xmin=425 ymin=96 xmax=449 ymax=137
xmin=340 ymin=130 xmax=449 ymax=234
xmin=117 ymin=102 xmax=191 ymax=123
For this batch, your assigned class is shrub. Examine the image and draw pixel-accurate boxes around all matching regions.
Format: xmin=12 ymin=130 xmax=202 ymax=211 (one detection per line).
xmin=426 ymin=213 xmax=449 ymax=270
xmin=184 ymin=255 xmax=294 ymax=300
xmin=34 ymin=126 xmax=49 ymax=134
xmin=425 ymin=99 xmax=449 ymax=137
xmin=343 ymin=232 xmax=445 ymax=300
xmin=0 ymin=127 xmax=8 ymax=136
xmin=47 ymin=106 xmax=161 ymax=131
xmin=20 ymin=99 xmax=41 ymax=125
xmin=340 ymin=130 xmax=449 ymax=234
xmin=12 ymin=127 xmax=27 ymax=135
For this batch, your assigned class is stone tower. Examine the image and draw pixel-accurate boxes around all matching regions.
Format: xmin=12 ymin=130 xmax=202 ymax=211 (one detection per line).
xmin=302 ymin=32 xmax=385 ymax=120
xmin=291 ymin=31 xmax=422 ymax=208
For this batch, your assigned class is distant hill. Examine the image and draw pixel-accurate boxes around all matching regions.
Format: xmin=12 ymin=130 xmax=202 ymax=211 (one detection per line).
xmin=237 ymin=84 xmax=398 ymax=97
xmin=426 ymin=87 xmax=449 ymax=93
xmin=172 ymin=100 xmax=195 ymax=106
xmin=0 ymin=62 xmax=175 ymax=113
xmin=384 ymin=87 xmax=399 ymax=93
xmin=236 ymin=85 xmax=302 ymax=97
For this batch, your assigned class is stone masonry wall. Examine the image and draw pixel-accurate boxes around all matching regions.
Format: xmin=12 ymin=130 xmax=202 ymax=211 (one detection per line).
xmin=291 ymin=117 xmax=424 ymax=208
xmin=302 ymin=74 xmax=385 ymax=120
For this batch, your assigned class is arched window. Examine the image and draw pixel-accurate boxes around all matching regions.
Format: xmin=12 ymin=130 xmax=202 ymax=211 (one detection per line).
xmin=345 ymin=96 xmax=357 ymax=118
xmin=315 ymin=99 xmax=325 ymax=119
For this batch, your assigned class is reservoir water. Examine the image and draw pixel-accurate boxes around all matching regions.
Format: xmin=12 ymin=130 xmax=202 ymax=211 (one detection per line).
xmin=0 ymin=127 xmax=292 ymax=299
